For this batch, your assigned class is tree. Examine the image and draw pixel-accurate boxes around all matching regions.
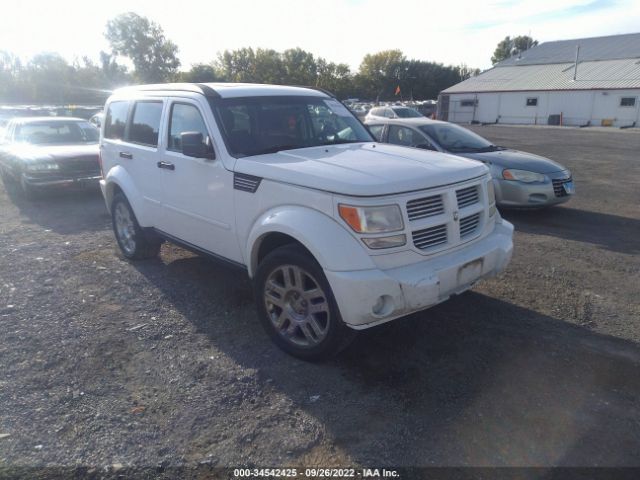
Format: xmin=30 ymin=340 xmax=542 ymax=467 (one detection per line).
xmin=357 ymin=50 xmax=406 ymax=100
xmin=105 ymin=12 xmax=180 ymax=83
xmin=491 ymin=35 xmax=538 ymax=65
xmin=179 ymin=63 xmax=219 ymax=83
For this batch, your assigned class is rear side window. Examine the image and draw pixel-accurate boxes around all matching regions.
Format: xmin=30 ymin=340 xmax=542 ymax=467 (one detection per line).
xmin=129 ymin=101 xmax=163 ymax=147
xmin=104 ymin=101 xmax=129 ymax=140
xmin=168 ymin=103 xmax=209 ymax=152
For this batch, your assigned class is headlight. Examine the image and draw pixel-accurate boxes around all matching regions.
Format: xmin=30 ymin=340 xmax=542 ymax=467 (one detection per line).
xmin=502 ymin=169 xmax=545 ymax=183
xmin=26 ymin=162 xmax=59 ymax=172
xmin=338 ymin=204 xmax=404 ymax=233
xmin=487 ymin=180 xmax=496 ymax=204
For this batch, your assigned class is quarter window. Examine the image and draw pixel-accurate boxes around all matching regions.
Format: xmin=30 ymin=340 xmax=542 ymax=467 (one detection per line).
xmin=128 ymin=101 xmax=163 ymax=147
xmin=620 ymin=97 xmax=636 ymax=107
xmin=526 ymin=97 xmax=538 ymax=107
xmin=168 ymin=103 xmax=210 ymax=152
xmin=104 ymin=101 xmax=129 ymax=140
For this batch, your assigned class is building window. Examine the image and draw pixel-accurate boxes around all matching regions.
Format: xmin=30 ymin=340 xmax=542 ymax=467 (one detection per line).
xmin=460 ymin=99 xmax=477 ymax=108
xmin=526 ymin=97 xmax=538 ymax=107
xmin=620 ymin=97 xmax=636 ymax=107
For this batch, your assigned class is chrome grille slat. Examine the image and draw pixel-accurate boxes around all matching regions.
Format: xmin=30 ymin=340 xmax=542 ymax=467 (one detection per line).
xmin=406 ymin=194 xmax=444 ymax=221
xmin=456 ymin=186 xmax=479 ymax=208
xmin=552 ymin=177 xmax=571 ymax=197
xmin=459 ymin=213 xmax=481 ymax=238
xmin=412 ymin=224 xmax=448 ymax=250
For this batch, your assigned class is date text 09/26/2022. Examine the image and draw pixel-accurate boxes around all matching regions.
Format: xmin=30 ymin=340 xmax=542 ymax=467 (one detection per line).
xmin=233 ymin=468 xmax=400 ymax=478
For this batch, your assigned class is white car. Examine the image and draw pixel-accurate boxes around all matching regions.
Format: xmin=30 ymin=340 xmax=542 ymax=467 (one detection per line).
xmin=365 ymin=105 xmax=424 ymax=122
xmin=99 ymin=83 xmax=513 ymax=360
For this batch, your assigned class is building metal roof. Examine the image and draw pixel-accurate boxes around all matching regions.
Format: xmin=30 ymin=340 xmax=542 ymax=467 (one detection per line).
xmin=443 ymin=59 xmax=640 ymax=93
xmin=442 ymin=33 xmax=640 ymax=94
xmin=497 ymin=32 xmax=640 ymax=66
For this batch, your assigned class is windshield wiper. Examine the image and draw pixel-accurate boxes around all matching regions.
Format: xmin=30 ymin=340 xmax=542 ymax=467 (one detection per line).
xmin=320 ymin=139 xmax=363 ymax=146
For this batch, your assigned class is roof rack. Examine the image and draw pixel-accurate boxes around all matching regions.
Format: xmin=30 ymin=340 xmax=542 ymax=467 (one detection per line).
xmin=124 ymin=83 xmax=221 ymax=99
xmin=293 ymin=85 xmax=337 ymax=98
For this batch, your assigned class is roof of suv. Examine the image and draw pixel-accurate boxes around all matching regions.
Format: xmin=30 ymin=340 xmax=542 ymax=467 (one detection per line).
xmin=115 ymin=83 xmax=333 ymax=99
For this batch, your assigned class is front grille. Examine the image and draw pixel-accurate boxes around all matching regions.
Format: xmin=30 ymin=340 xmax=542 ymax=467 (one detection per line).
xmin=58 ymin=156 xmax=100 ymax=175
xmin=459 ymin=213 xmax=481 ymax=239
xmin=456 ymin=185 xmax=479 ymax=208
xmin=552 ymin=177 xmax=571 ymax=197
xmin=406 ymin=194 xmax=444 ymax=221
xmin=412 ymin=224 xmax=447 ymax=250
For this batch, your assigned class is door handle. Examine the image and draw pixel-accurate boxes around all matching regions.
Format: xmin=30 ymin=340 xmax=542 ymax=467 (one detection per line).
xmin=119 ymin=152 xmax=133 ymax=159
xmin=157 ymin=161 xmax=175 ymax=171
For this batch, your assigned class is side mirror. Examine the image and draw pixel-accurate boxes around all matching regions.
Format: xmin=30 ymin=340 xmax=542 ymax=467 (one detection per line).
xmin=416 ymin=143 xmax=437 ymax=151
xmin=181 ymin=132 xmax=214 ymax=160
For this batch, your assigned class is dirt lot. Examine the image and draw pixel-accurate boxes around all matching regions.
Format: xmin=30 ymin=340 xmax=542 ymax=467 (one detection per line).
xmin=1 ymin=126 xmax=639 ymax=474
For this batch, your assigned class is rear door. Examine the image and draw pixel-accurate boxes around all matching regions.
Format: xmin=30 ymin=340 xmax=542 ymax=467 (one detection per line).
xmin=102 ymin=99 xmax=165 ymax=227
xmin=157 ymin=98 xmax=242 ymax=263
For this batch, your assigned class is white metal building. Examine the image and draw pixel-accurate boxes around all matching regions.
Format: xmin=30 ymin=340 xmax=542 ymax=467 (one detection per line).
xmin=438 ymin=33 xmax=640 ymax=127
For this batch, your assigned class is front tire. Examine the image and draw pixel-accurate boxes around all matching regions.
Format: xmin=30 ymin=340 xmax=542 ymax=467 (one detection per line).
xmin=111 ymin=192 xmax=161 ymax=260
xmin=254 ymin=245 xmax=356 ymax=361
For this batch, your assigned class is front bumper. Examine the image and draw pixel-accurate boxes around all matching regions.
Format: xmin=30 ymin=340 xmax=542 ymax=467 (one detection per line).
xmin=22 ymin=172 xmax=102 ymax=189
xmin=494 ymin=171 xmax=573 ymax=208
xmin=325 ymin=219 xmax=514 ymax=329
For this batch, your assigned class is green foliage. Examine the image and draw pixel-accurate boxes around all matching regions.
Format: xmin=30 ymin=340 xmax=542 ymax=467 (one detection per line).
xmin=105 ymin=12 xmax=180 ymax=83
xmin=0 ymin=50 xmax=129 ymax=104
xmin=178 ymin=64 xmax=220 ymax=83
xmin=491 ymin=35 xmax=538 ymax=64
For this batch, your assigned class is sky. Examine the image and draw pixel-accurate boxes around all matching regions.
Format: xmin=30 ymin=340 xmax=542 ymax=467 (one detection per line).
xmin=1 ymin=0 xmax=639 ymax=72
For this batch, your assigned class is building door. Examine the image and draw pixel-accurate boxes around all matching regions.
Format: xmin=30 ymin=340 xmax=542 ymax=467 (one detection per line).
xmin=438 ymin=94 xmax=450 ymax=121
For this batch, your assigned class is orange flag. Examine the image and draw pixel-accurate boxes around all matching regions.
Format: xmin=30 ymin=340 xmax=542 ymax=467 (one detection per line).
xmin=395 ymin=85 xmax=401 ymax=96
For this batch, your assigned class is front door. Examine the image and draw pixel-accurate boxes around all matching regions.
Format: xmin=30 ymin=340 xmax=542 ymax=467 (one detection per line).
xmin=157 ymin=99 xmax=242 ymax=263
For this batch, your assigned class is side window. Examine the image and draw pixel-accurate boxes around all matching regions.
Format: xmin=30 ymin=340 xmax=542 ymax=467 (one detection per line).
xmin=128 ymin=101 xmax=163 ymax=147
xmin=168 ymin=103 xmax=210 ymax=152
xmin=620 ymin=97 xmax=636 ymax=107
xmin=104 ymin=101 xmax=129 ymax=140
xmin=388 ymin=125 xmax=420 ymax=147
xmin=385 ymin=108 xmax=395 ymax=118
xmin=368 ymin=124 xmax=385 ymax=141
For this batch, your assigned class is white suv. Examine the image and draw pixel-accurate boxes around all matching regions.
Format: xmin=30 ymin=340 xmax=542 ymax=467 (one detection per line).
xmin=99 ymin=83 xmax=513 ymax=360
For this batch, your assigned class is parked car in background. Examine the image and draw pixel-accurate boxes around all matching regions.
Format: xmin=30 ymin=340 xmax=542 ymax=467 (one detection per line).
xmin=99 ymin=83 xmax=513 ymax=360
xmin=0 ymin=117 xmax=101 ymax=198
xmin=365 ymin=106 xmax=424 ymax=122
xmin=365 ymin=117 xmax=574 ymax=208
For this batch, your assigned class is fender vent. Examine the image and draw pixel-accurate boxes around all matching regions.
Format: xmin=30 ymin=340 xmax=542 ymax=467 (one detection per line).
xmin=234 ymin=173 xmax=262 ymax=193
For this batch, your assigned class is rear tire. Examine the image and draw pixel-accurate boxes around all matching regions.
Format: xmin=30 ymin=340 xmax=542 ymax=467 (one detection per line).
xmin=254 ymin=244 xmax=356 ymax=361
xmin=111 ymin=192 xmax=161 ymax=260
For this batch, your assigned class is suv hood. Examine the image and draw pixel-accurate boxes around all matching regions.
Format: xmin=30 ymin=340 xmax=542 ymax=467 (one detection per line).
xmin=458 ymin=149 xmax=566 ymax=174
xmin=234 ymin=143 xmax=487 ymax=196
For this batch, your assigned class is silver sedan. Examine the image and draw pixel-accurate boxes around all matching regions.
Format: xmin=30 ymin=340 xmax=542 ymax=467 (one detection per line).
xmin=365 ymin=117 xmax=574 ymax=208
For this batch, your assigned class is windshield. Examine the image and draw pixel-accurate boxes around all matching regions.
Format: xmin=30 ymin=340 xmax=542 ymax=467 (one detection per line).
xmin=419 ymin=123 xmax=494 ymax=153
xmin=393 ymin=107 xmax=423 ymax=118
xmin=14 ymin=121 xmax=99 ymax=145
xmin=212 ymin=96 xmax=373 ymax=157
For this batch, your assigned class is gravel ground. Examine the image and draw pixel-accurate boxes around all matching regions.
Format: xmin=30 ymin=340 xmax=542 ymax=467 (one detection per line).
xmin=0 ymin=126 xmax=639 ymax=475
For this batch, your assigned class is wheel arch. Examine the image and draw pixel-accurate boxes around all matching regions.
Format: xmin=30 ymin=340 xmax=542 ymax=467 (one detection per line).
xmin=103 ymin=166 xmax=150 ymax=226
xmin=246 ymin=206 xmax=376 ymax=278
